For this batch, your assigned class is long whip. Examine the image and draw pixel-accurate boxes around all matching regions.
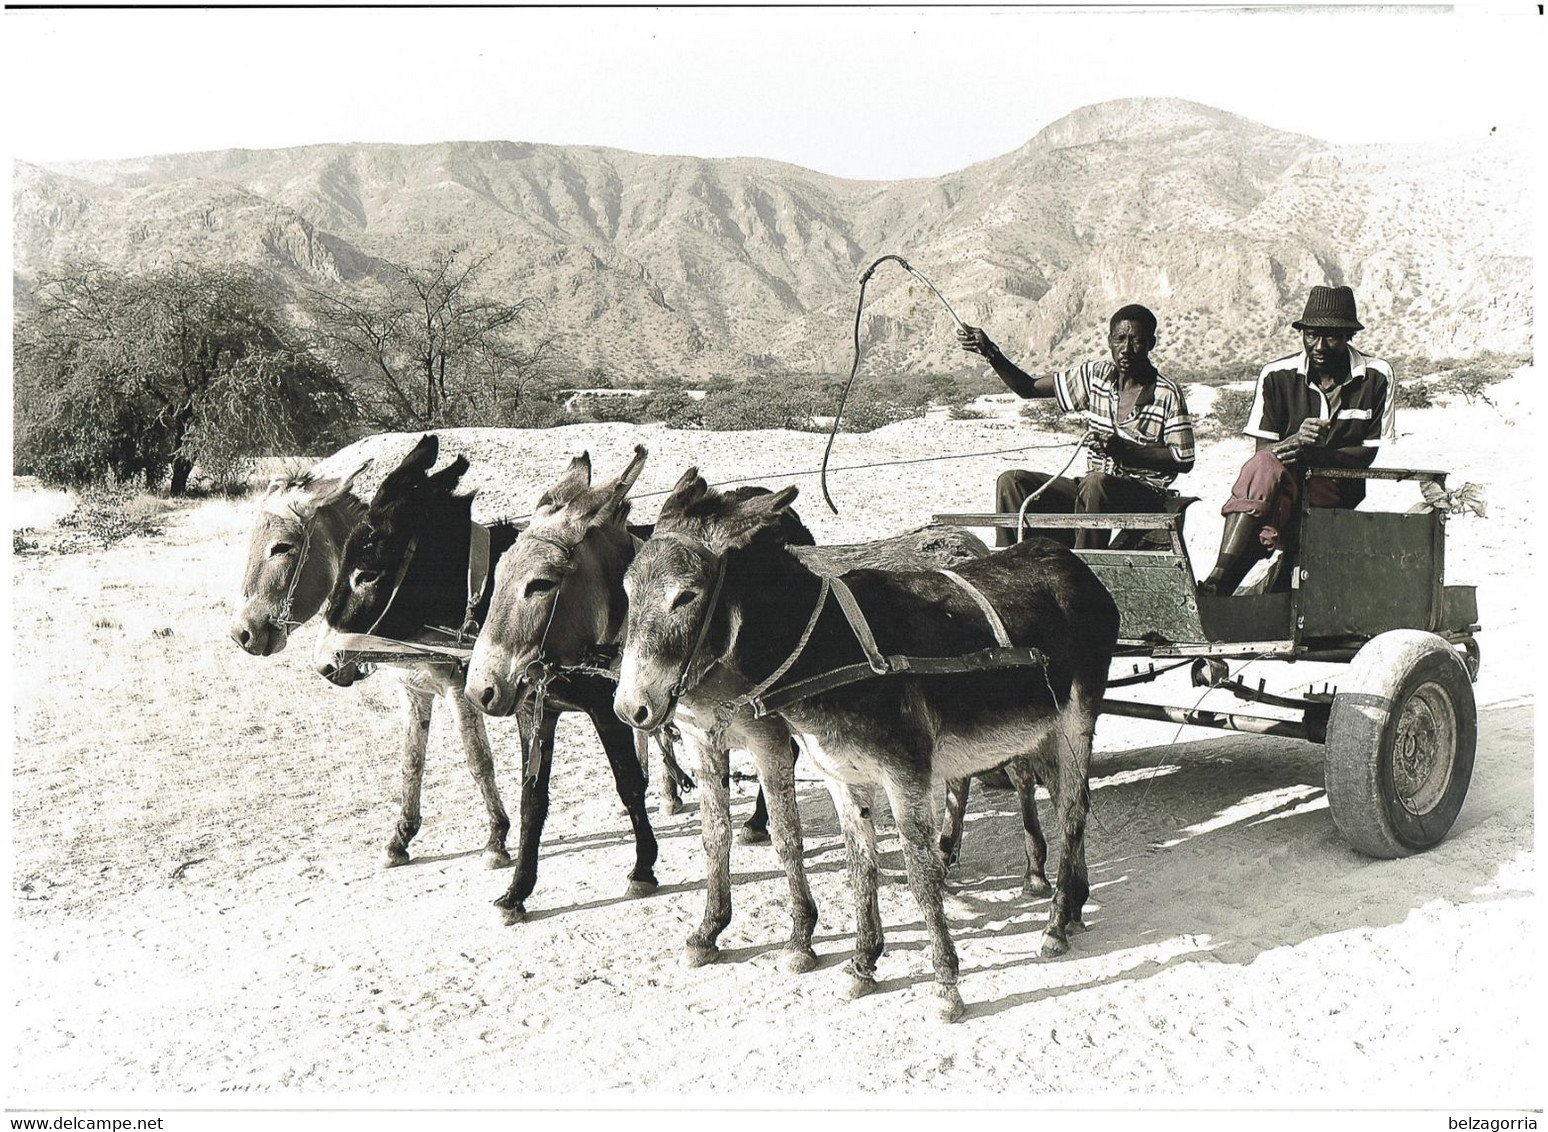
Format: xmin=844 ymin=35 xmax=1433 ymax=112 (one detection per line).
xmin=820 ymin=253 xmax=1088 ymax=516
xmin=820 ymin=254 xmax=968 ymax=514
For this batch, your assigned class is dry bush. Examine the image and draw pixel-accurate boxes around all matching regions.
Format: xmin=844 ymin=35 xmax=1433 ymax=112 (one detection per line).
xmin=49 ymin=482 xmax=169 ymax=553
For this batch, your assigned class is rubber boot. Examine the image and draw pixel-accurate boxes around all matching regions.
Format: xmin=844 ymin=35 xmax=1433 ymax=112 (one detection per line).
xmin=1197 ymin=512 xmax=1265 ymax=596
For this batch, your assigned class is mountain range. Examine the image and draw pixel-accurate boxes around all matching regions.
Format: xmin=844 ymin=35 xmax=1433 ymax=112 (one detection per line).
xmin=13 ymin=98 xmax=1532 ymax=384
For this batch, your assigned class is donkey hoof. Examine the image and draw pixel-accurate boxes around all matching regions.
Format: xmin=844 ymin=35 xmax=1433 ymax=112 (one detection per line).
xmin=738 ymin=824 xmax=770 ymax=846
xmin=624 ymin=877 xmax=659 ymax=898
xmin=1067 ymin=918 xmax=1088 ymax=934
xmin=660 ymin=797 xmax=685 ymax=817
xmin=482 ymin=848 xmax=512 ymax=870
xmin=496 ymin=900 xmax=528 ymax=926
xmin=1039 ymin=931 xmax=1069 ymax=958
xmin=934 ymin=986 xmax=967 ymax=1023
xmin=844 ymin=972 xmax=878 ymax=1000
xmin=685 ymin=942 xmax=721 ymax=968
xmin=382 ymin=846 xmax=412 ymax=869
xmin=779 ymin=945 xmax=819 ymax=975
xmin=1022 ymin=875 xmax=1052 ymax=898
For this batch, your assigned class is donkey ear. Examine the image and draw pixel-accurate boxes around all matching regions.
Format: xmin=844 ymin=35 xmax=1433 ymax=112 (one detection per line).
xmin=536 ymin=452 xmax=594 ymax=510
xmin=309 ymin=459 xmax=371 ymax=508
xmin=709 ymin=485 xmax=800 ymax=552
xmin=375 ymin=435 xmax=440 ymax=503
xmin=401 ymin=434 xmax=440 ymax=475
xmin=656 ymin=466 xmax=707 ymax=526
xmin=426 ymin=454 xmax=471 ymax=494
xmin=588 ymin=444 xmax=649 ymax=525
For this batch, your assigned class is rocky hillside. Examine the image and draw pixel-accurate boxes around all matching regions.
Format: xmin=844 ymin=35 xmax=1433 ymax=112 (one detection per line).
xmin=13 ymin=98 xmax=1531 ymax=382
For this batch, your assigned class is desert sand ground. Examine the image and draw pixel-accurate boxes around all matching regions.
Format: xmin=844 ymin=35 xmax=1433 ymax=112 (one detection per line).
xmin=7 ymin=373 xmax=1539 ymax=1112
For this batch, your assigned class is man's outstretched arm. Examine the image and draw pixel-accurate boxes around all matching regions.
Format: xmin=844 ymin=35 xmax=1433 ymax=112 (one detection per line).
xmin=957 ymin=326 xmax=1055 ymax=398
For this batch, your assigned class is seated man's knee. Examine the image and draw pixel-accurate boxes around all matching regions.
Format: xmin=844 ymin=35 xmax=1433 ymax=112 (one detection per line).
xmin=996 ymin=469 xmax=1025 ymax=497
xmin=1075 ymin=472 xmax=1113 ymax=511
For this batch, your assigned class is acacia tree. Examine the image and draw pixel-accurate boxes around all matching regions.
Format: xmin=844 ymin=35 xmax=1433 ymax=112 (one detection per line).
xmin=14 ymin=262 xmax=355 ymax=493
xmin=306 ymin=247 xmax=555 ymax=428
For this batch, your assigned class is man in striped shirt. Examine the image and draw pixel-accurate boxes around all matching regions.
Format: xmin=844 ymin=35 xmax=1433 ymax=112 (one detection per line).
xmin=958 ymin=304 xmax=1196 ymax=549
xmin=1196 ymin=285 xmax=1395 ymax=596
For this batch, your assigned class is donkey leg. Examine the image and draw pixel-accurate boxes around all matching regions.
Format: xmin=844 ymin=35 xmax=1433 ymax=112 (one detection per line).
xmin=938 ymin=777 xmax=970 ymax=871
xmin=824 ymin=779 xmax=883 ymax=999
xmin=883 ymin=772 xmax=965 ymax=1023
xmin=748 ymin=735 xmax=817 ymax=973
xmin=493 ymin=707 xmax=558 ymax=926
xmin=740 ymin=788 xmax=771 ymax=845
xmin=1004 ymin=755 xmax=1050 ymax=897
xmin=444 ymin=688 xmax=511 ymax=869
xmin=740 ymin=736 xmax=797 ymax=844
xmin=1041 ymin=709 xmax=1096 ymax=958
xmin=591 ymin=710 xmax=660 ymax=897
xmin=684 ymin=737 xmax=733 ymax=967
xmin=383 ymin=682 xmax=433 ymax=868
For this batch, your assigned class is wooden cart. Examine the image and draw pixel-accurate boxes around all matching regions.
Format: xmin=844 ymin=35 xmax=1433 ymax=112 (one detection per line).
xmin=937 ymin=466 xmax=1481 ymax=858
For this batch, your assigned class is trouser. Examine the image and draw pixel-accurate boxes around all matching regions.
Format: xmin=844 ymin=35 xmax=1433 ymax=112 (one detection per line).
xmin=995 ymin=468 xmax=1170 ymax=549
xmin=1220 ymin=448 xmax=1346 ymax=555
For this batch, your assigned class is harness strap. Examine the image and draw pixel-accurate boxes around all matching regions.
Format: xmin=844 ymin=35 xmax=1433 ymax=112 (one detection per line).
xmin=272 ymin=507 xmax=316 ymax=631
xmin=462 ymin=521 xmax=491 ymax=638
xmin=667 ymin=552 xmax=727 ymax=702
xmin=750 ymin=644 xmax=1049 ymax=718
xmin=937 ymin=568 xmax=1012 ymax=647
xmin=828 ymin=575 xmax=889 ymax=674
xmin=725 ymin=576 xmax=831 ymax=713
xmin=363 ymin=535 xmax=419 ymax=639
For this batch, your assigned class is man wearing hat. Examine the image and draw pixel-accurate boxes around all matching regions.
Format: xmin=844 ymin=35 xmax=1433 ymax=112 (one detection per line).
xmin=957 ymin=303 xmax=1196 ymax=549
xmin=1196 ymin=285 xmax=1395 ymax=596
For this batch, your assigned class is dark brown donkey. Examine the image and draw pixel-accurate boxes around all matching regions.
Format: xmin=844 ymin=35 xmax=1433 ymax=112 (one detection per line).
xmin=310 ymin=435 xmax=661 ymax=912
xmin=614 ymin=471 xmax=1119 ymax=1021
xmin=465 ymin=452 xmax=1041 ymax=972
xmin=230 ymin=460 xmax=515 ymax=869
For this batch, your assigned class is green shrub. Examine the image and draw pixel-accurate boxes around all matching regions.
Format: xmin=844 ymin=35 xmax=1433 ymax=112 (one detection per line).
xmin=699 ymin=385 xmax=817 ymax=431
xmin=1394 ymin=379 xmax=1435 ymax=411
xmin=1201 ymin=386 xmax=1257 ymax=436
xmin=646 ymin=388 xmax=703 ymax=428
xmin=1019 ymin=401 xmax=1086 ymax=434
xmin=839 ymin=399 xmax=917 ymax=432
xmin=54 ymin=481 xmax=167 ymax=550
xmin=570 ymin=393 xmax=651 ymax=424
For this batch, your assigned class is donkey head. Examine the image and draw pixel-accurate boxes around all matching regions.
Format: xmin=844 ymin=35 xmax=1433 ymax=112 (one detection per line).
xmin=230 ymin=460 xmax=369 ymax=656
xmin=614 ymin=469 xmax=800 ymax=732
xmin=313 ymin=434 xmax=472 ymax=685
xmin=466 ymin=445 xmax=647 ymax=717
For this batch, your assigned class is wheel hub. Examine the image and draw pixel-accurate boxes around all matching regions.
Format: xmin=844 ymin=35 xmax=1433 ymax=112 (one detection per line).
xmin=1393 ymin=680 xmax=1457 ymax=816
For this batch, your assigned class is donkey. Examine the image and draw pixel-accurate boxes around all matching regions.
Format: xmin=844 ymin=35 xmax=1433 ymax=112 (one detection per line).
xmin=311 ymin=435 xmax=660 ymax=919
xmin=230 ymin=459 xmax=515 ymax=870
xmin=472 ymin=454 xmax=1053 ymax=971
xmin=465 ymin=450 xmax=826 ymax=970
xmin=614 ymin=471 xmax=1119 ymax=1021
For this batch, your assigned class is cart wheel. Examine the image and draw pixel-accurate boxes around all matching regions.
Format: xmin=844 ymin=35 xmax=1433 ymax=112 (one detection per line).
xmin=1324 ymin=630 xmax=1476 ymax=858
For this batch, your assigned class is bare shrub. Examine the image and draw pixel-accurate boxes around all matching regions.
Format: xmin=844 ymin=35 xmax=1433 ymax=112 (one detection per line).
xmin=52 ymin=482 xmax=168 ymax=552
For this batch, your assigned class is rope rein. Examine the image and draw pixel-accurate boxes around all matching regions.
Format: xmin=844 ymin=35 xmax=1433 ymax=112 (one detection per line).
xmin=270 ymin=507 xmax=316 ymax=633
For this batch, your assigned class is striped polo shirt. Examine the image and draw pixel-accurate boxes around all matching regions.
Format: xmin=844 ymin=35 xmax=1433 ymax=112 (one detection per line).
xmin=1052 ymin=360 xmax=1196 ymax=490
xmin=1244 ymin=344 xmax=1395 ymax=506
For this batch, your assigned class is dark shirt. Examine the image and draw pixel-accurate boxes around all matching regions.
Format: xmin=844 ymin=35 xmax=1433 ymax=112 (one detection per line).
xmin=1243 ymin=346 xmax=1394 ymax=507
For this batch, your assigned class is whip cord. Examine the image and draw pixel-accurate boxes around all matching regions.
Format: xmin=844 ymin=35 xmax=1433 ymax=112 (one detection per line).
xmin=821 ymin=254 xmax=968 ymax=514
xmin=819 ymin=252 xmax=1090 ymax=518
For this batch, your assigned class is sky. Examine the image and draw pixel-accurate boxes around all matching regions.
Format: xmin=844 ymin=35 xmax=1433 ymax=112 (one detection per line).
xmin=2 ymin=4 xmax=1541 ymax=180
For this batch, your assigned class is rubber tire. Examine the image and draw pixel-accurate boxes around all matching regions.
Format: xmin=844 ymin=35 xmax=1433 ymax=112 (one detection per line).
xmin=1324 ymin=630 xmax=1476 ymax=858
